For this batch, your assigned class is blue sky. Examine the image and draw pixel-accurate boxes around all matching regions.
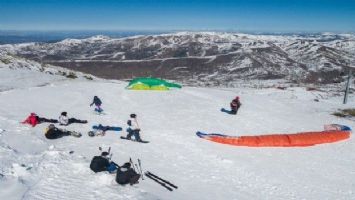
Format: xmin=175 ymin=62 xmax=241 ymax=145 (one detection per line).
xmin=0 ymin=0 xmax=354 ymax=32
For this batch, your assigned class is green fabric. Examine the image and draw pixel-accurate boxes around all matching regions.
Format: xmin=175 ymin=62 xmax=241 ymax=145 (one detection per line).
xmin=127 ymin=78 xmax=182 ymax=89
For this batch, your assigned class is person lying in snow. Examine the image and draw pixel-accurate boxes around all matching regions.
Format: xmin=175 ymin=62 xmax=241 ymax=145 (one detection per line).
xmin=88 ymin=124 xmax=121 ymax=137
xmin=44 ymin=124 xmax=81 ymax=139
xmin=22 ymin=113 xmax=58 ymax=127
xmin=116 ymin=162 xmax=140 ymax=185
xmin=230 ymin=96 xmax=242 ymax=115
xmin=59 ymin=112 xmax=87 ymax=126
xmin=125 ymin=114 xmax=143 ymax=142
xmin=90 ymin=96 xmax=103 ymax=112
xmin=90 ymin=152 xmax=118 ymax=173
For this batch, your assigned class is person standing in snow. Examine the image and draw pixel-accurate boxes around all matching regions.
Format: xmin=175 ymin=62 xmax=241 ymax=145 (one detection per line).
xmin=115 ymin=162 xmax=140 ymax=185
xmin=90 ymin=152 xmax=118 ymax=173
xmin=125 ymin=114 xmax=142 ymax=142
xmin=90 ymin=96 xmax=103 ymax=112
xmin=230 ymin=96 xmax=242 ymax=115
xmin=59 ymin=112 xmax=87 ymax=126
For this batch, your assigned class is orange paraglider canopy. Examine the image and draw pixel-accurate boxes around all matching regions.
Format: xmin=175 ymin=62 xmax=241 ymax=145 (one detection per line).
xmin=196 ymin=124 xmax=351 ymax=147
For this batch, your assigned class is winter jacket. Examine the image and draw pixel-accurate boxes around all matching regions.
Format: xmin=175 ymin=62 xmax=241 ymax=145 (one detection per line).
xmin=90 ymin=156 xmax=110 ymax=173
xmin=45 ymin=127 xmax=70 ymax=139
xmin=22 ymin=113 xmax=39 ymax=127
xmin=128 ymin=118 xmax=140 ymax=131
xmin=230 ymin=99 xmax=241 ymax=110
xmin=91 ymin=97 xmax=102 ymax=106
xmin=59 ymin=115 xmax=69 ymax=125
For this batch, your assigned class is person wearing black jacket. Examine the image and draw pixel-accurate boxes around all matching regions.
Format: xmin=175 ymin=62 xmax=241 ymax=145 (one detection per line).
xmin=90 ymin=152 xmax=117 ymax=173
xmin=90 ymin=96 xmax=103 ymax=113
xmin=44 ymin=124 xmax=81 ymax=139
xmin=116 ymin=162 xmax=140 ymax=185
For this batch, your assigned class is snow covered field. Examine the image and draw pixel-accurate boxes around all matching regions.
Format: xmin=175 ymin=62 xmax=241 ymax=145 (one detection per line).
xmin=1 ymin=67 xmax=355 ymax=200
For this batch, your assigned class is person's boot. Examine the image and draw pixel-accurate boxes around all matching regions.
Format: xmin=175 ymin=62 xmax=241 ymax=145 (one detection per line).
xmin=69 ymin=131 xmax=82 ymax=137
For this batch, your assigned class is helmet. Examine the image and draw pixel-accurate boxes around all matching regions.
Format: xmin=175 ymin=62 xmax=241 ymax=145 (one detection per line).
xmin=130 ymin=114 xmax=136 ymax=118
xmin=235 ymin=96 xmax=239 ymax=100
xmin=61 ymin=112 xmax=67 ymax=116
xmin=88 ymin=131 xmax=95 ymax=137
xmin=30 ymin=113 xmax=36 ymax=116
xmin=101 ymin=152 xmax=109 ymax=157
xmin=122 ymin=162 xmax=131 ymax=168
xmin=48 ymin=124 xmax=55 ymax=129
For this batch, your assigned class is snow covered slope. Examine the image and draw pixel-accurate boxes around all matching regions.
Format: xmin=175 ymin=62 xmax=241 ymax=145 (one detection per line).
xmin=1 ymin=66 xmax=355 ymax=200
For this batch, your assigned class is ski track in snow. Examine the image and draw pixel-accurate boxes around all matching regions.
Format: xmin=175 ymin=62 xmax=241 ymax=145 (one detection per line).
xmin=1 ymin=68 xmax=355 ymax=199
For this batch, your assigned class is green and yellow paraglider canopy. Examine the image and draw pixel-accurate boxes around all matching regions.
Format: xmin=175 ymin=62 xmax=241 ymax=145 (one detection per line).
xmin=126 ymin=77 xmax=182 ymax=90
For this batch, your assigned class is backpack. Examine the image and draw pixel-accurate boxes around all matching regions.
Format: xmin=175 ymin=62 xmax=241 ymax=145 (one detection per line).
xmin=127 ymin=120 xmax=132 ymax=126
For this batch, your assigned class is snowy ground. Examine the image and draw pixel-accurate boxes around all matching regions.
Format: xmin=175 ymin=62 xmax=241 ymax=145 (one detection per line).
xmin=1 ymin=67 xmax=355 ymax=200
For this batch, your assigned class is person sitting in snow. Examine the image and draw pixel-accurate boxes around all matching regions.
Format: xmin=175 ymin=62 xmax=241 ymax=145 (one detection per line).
xmin=44 ymin=124 xmax=81 ymax=139
xmin=125 ymin=114 xmax=142 ymax=142
xmin=90 ymin=96 xmax=103 ymax=112
xmin=90 ymin=151 xmax=118 ymax=173
xmin=22 ymin=113 xmax=58 ymax=127
xmin=116 ymin=162 xmax=140 ymax=185
xmin=59 ymin=112 xmax=88 ymax=126
xmin=230 ymin=96 xmax=242 ymax=115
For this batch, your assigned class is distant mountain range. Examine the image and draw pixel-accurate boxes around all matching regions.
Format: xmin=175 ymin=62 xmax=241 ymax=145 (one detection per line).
xmin=1 ymin=32 xmax=354 ymax=85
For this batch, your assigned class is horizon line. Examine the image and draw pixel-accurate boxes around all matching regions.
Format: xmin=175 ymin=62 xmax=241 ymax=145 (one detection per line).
xmin=0 ymin=29 xmax=354 ymax=35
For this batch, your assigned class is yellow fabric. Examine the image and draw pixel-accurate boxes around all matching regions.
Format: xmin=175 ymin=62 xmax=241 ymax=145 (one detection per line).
xmin=129 ymin=83 xmax=169 ymax=90
xmin=150 ymin=85 xmax=169 ymax=90
xmin=129 ymin=83 xmax=151 ymax=90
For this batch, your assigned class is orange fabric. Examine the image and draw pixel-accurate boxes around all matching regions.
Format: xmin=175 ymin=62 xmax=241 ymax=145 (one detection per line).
xmin=206 ymin=130 xmax=351 ymax=147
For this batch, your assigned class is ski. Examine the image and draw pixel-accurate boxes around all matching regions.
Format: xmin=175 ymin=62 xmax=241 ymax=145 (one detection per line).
xmin=130 ymin=157 xmax=137 ymax=172
xmin=145 ymin=173 xmax=173 ymax=191
xmin=138 ymin=159 xmax=144 ymax=180
xmin=135 ymin=164 xmax=140 ymax=175
xmin=146 ymin=171 xmax=178 ymax=189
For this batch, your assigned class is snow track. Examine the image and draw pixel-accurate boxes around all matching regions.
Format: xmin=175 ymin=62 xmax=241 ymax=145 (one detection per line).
xmin=1 ymin=68 xmax=355 ymax=199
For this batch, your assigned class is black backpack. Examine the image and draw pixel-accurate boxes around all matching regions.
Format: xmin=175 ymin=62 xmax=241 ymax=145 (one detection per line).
xmin=127 ymin=120 xmax=132 ymax=126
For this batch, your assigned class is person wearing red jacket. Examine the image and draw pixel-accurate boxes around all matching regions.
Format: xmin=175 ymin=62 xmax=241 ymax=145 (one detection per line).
xmin=230 ymin=96 xmax=242 ymax=115
xmin=22 ymin=113 xmax=38 ymax=127
xmin=22 ymin=113 xmax=58 ymax=127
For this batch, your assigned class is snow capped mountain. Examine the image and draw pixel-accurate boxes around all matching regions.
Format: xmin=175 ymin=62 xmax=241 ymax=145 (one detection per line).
xmin=0 ymin=32 xmax=354 ymax=85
